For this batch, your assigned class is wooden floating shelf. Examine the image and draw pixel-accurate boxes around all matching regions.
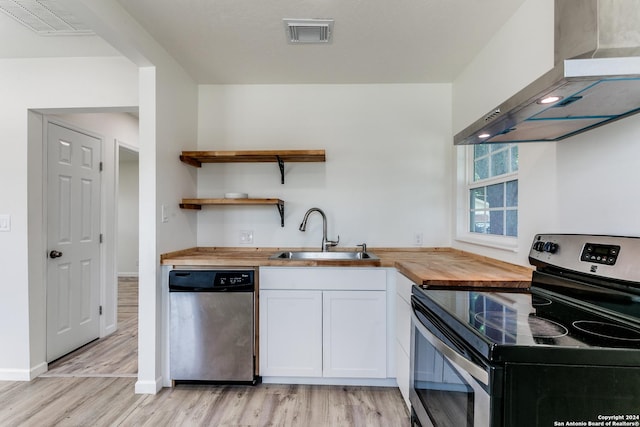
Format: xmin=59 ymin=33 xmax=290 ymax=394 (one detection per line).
xmin=179 ymin=149 xmax=326 ymax=184
xmin=180 ymin=198 xmax=283 ymax=206
xmin=180 ymin=198 xmax=285 ymax=227
xmin=180 ymin=150 xmax=326 ymax=165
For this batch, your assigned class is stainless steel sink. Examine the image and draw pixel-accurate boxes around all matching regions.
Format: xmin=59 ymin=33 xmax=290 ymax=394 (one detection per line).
xmin=269 ymin=251 xmax=379 ymax=261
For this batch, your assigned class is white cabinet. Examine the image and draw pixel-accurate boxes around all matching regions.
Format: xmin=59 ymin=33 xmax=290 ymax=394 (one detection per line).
xmin=259 ymin=267 xmax=387 ymax=380
xmin=259 ymin=290 xmax=322 ymax=377
xmin=323 ymin=290 xmax=387 ymax=378
xmin=395 ymin=271 xmax=414 ymax=409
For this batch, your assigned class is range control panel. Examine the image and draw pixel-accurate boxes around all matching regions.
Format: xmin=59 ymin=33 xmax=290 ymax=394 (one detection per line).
xmin=580 ymin=243 xmax=620 ymax=265
xmin=529 ymin=234 xmax=640 ymax=284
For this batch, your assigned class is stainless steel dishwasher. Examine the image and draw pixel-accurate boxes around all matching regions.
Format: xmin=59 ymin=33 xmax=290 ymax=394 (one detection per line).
xmin=169 ymin=268 xmax=257 ymax=384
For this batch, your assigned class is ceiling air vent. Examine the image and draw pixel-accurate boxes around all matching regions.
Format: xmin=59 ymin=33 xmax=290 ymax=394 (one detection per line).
xmin=283 ymin=19 xmax=333 ymax=44
xmin=0 ymin=0 xmax=93 ymax=35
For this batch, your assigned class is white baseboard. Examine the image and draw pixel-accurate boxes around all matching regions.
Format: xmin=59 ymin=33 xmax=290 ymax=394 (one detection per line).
xmin=0 ymin=362 xmax=48 ymax=381
xmin=261 ymin=376 xmax=398 ymax=387
xmin=0 ymin=369 xmax=31 ymax=381
xmin=102 ymin=323 xmax=117 ymax=337
xmin=30 ymin=362 xmax=48 ymax=379
xmin=135 ymin=376 xmax=163 ymax=394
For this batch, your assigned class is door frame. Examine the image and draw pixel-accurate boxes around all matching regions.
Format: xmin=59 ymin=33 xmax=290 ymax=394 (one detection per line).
xmin=114 ymin=139 xmax=139 ymax=278
xmin=42 ymin=116 xmax=107 ymax=343
xmin=114 ymin=140 xmax=139 ymax=328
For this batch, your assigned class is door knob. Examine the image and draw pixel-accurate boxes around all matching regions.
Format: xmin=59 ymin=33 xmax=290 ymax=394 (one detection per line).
xmin=49 ymin=250 xmax=63 ymax=259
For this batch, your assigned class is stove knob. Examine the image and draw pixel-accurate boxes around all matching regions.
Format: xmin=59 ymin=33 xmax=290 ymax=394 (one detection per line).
xmin=533 ymin=241 xmax=545 ymax=252
xmin=543 ymin=241 xmax=558 ymax=254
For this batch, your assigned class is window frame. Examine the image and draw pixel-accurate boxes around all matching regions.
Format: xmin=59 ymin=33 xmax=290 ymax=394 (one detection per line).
xmin=454 ymin=144 xmax=519 ymax=251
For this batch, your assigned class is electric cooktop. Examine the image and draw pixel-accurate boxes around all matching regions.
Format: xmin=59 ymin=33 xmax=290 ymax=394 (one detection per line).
xmin=413 ymin=234 xmax=640 ymax=365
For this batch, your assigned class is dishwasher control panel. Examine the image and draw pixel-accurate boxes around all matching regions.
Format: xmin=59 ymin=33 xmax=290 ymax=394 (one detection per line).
xmin=169 ymin=269 xmax=255 ymax=292
xmin=214 ymin=271 xmax=253 ymax=286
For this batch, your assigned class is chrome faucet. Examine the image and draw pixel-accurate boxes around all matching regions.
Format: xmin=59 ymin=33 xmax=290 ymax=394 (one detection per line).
xmin=299 ymin=207 xmax=339 ymax=252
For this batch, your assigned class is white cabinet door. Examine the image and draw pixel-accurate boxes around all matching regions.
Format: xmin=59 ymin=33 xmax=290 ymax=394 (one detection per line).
xmin=259 ymin=290 xmax=323 ymax=377
xmin=395 ymin=272 xmax=414 ymax=407
xmin=396 ymin=343 xmax=410 ymax=409
xmin=395 ymin=272 xmax=413 ymax=356
xmin=322 ymin=290 xmax=387 ymax=378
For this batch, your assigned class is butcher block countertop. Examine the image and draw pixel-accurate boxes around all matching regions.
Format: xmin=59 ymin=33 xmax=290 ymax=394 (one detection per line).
xmin=161 ymin=247 xmax=532 ymax=289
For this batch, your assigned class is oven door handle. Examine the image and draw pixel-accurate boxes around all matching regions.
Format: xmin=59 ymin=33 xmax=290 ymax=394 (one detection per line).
xmin=412 ymin=312 xmax=489 ymax=386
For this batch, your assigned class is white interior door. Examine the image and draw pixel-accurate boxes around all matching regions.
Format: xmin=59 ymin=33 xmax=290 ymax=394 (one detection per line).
xmin=46 ymin=122 xmax=102 ymax=362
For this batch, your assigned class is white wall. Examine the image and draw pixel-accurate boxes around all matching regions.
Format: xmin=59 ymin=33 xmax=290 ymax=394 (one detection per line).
xmin=118 ymin=153 xmax=139 ymax=275
xmin=142 ymin=63 xmax=198 ymax=392
xmin=554 ymin=115 xmax=640 ymax=235
xmin=196 ymin=84 xmax=453 ymax=249
xmin=60 ymin=0 xmax=200 ymax=393
xmin=0 ymin=56 xmax=138 ymax=380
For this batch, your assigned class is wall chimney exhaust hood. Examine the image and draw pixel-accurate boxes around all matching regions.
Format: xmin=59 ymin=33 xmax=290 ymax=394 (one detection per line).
xmin=455 ymin=0 xmax=640 ymax=145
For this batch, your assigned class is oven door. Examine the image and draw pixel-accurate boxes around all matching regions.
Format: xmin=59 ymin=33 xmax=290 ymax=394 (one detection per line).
xmin=410 ymin=299 xmax=493 ymax=427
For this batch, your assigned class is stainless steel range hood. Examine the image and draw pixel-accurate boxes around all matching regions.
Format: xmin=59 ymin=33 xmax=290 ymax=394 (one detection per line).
xmin=455 ymin=0 xmax=640 ymax=145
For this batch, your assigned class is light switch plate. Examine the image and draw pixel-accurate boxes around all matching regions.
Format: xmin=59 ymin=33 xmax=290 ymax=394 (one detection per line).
xmin=0 ymin=214 xmax=10 ymax=232
xmin=161 ymin=205 xmax=169 ymax=223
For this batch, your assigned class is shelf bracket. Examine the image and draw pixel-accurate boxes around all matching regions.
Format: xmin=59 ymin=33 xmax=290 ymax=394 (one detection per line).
xmin=276 ymin=155 xmax=285 ymax=184
xmin=276 ymin=201 xmax=285 ymax=227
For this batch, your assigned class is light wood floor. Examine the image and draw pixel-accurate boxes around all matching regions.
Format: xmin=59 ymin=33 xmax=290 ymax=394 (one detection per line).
xmin=0 ymin=278 xmax=410 ymax=426
xmin=0 ymin=379 xmax=409 ymax=426
xmin=42 ymin=278 xmax=138 ymax=377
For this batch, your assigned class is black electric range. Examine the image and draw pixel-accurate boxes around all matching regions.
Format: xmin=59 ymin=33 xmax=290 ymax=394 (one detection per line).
xmin=410 ymin=234 xmax=640 ymax=427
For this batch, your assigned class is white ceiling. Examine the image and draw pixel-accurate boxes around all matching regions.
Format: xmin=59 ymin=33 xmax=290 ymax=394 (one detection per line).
xmin=2 ymin=0 xmax=528 ymax=84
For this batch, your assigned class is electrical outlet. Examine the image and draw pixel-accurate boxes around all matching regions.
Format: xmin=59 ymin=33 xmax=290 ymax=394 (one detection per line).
xmin=413 ymin=232 xmax=423 ymax=246
xmin=239 ymin=230 xmax=254 ymax=244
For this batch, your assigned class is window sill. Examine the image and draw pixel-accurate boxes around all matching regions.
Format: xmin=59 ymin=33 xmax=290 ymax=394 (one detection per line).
xmin=454 ymin=234 xmax=519 ymax=253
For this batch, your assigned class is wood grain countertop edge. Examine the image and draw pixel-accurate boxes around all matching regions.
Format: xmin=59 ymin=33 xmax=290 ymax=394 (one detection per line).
xmin=160 ymin=247 xmax=533 ymax=289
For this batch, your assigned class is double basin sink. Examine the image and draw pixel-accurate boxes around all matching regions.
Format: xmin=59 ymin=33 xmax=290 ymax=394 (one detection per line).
xmin=270 ymin=251 xmax=379 ymax=261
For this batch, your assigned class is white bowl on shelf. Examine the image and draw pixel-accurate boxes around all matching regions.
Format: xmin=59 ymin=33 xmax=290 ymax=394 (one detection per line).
xmin=224 ymin=192 xmax=248 ymax=199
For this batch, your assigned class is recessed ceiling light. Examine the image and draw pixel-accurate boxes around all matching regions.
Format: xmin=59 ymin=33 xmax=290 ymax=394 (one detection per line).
xmin=478 ymin=133 xmax=491 ymax=139
xmin=0 ymin=0 xmax=93 ymax=35
xmin=283 ymin=18 xmax=334 ymax=44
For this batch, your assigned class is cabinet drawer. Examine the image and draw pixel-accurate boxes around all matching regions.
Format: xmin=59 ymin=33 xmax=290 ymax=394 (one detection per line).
xmin=260 ymin=267 xmax=386 ymax=291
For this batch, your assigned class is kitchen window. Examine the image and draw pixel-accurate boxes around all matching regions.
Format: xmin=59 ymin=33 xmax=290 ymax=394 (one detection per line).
xmin=468 ymin=143 xmax=518 ymax=238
